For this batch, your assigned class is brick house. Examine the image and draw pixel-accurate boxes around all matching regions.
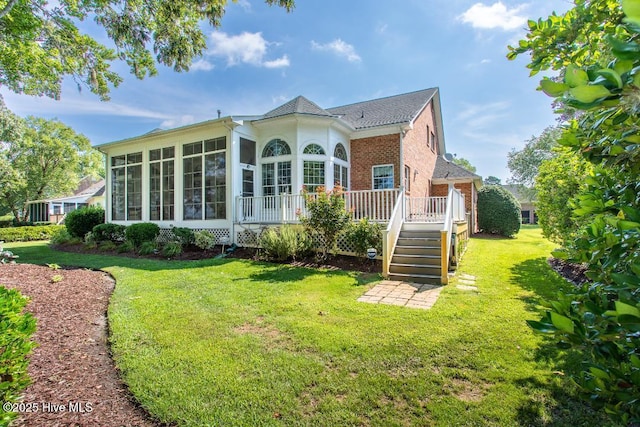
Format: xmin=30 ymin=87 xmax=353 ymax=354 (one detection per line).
xmin=97 ymin=88 xmax=480 ymax=283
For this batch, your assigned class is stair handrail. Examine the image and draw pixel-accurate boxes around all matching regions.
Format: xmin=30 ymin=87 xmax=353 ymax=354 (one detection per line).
xmin=383 ymin=186 xmax=405 ymax=277
xmin=440 ymin=187 xmax=456 ymax=285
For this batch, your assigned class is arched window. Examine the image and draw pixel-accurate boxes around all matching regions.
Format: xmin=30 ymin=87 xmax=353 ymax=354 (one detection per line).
xmin=262 ymin=139 xmax=291 ymax=157
xmin=261 ymin=139 xmax=292 ymax=199
xmin=334 ymin=143 xmax=347 ymax=161
xmin=303 ymin=143 xmax=325 ymax=155
xmin=333 ymin=143 xmax=349 ymax=190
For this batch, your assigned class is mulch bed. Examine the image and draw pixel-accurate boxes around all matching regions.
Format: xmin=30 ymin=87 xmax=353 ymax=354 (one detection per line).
xmin=0 ymin=263 xmax=159 ymax=427
xmin=547 ymin=257 xmax=590 ymax=286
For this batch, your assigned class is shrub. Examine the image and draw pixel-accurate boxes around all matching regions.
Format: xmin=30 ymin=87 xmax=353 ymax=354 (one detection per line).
xmin=162 ymin=241 xmax=182 ymax=257
xmin=49 ymin=228 xmax=73 ymax=245
xmin=65 ymin=206 xmax=105 ymax=238
xmin=171 ymin=227 xmax=195 ymax=245
xmin=344 ymin=218 xmax=383 ymax=258
xmin=92 ymin=223 xmax=127 ymax=243
xmin=117 ymin=241 xmax=135 ymax=253
xmin=477 ymin=185 xmax=521 ymax=237
xmin=138 ymin=241 xmax=158 ymax=255
xmin=125 ymin=222 xmax=160 ymax=247
xmin=0 ymin=225 xmax=65 ymax=242
xmin=194 ymin=230 xmax=216 ymax=250
xmin=259 ymin=225 xmax=312 ymax=262
xmin=299 ymin=186 xmax=351 ymax=259
xmin=98 ymin=240 xmax=117 ymax=251
xmin=0 ymin=287 xmax=36 ymax=426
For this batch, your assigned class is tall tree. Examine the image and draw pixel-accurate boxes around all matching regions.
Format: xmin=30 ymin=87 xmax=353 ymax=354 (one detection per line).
xmin=483 ymin=176 xmax=501 ymax=185
xmin=451 ymin=156 xmax=477 ymax=173
xmin=0 ymin=0 xmax=295 ymax=101
xmin=507 ymin=126 xmax=561 ymax=199
xmin=0 ymin=116 xmax=102 ymax=221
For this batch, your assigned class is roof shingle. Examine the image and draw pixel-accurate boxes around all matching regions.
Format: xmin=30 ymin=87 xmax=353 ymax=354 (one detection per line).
xmin=433 ymin=156 xmax=481 ymax=180
xmin=260 ymin=96 xmax=334 ymax=120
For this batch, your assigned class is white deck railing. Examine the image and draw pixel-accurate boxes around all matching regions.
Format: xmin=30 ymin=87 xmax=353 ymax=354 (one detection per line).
xmin=439 ymin=187 xmax=466 ymax=284
xmin=383 ymin=188 xmax=405 ymax=277
xmin=236 ymin=188 xmax=400 ymax=224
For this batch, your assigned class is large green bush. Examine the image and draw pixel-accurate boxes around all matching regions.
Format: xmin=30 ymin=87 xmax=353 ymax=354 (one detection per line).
xmin=299 ymin=186 xmax=351 ymax=259
xmin=0 ymin=287 xmax=36 ymax=426
xmin=65 ymin=206 xmax=105 ymax=238
xmin=0 ymin=225 xmax=65 ymax=242
xmin=258 ymin=225 xmax=312 ymax=262
xmin=477 ymin=185 xmax=521 ymax=237
xmin=92 ymin=223 xmax=127 ymax=243
xmin=125 ymin=222 xmax=160 ymax=247
xmin=344 ymin=218 xmax=382 ymax=258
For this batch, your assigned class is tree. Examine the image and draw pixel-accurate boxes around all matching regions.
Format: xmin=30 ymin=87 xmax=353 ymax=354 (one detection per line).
xmin=509 ymin=1 xmax=640 ymax=422
xmin=507 ymin=126 xmax=561 ymax=199
xmin=0 ymin=0 xmax=295 ymax=101
xmin=534 ymin=147 xmax=593 ymax=247
xmin=452 ymin=156 xmax=476 ymax=173
xmin=0 ymin=116 xmax=103 ymax=221
xmin=483 ymin=176 xmax=501 ymax=185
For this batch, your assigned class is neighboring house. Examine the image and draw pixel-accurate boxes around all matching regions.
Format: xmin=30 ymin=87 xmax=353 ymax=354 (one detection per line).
xmin=97 ymin=88 xmax=480 ymax=284
xmin=27 ymin=176 xmax=105 ymax=224
xmin=503 ymin=184 xmax=537 ymax=224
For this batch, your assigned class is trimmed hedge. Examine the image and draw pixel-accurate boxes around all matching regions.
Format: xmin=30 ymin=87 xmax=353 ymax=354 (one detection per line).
xmin=125 ymin=222 xmax=160 ymax=247
xmin=92 ymin=223 xmax=127 ymax=243
xmin=65 ymin=206 xmax=105 ymax=238
xmin=0 ymin=287 xmax=36 ymax=426
xmin=0 ymin=225 xmax=65 ymax=242
xmin=477 ymin=185 xmax=521 ymax=237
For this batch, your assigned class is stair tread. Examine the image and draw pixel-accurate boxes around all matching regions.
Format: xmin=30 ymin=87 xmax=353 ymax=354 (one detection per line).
xmin=392 ymin=254 xmax=440 ymax=258
xmin=390 ymin=262 xmax=441 ymax=268
xmin=389 ymin=272 xmax=441 ymax=279
xmin=395 ymin=245 xmax=440 ymax=249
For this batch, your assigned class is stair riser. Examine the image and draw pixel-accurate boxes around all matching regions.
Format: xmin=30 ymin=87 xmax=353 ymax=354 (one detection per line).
xmin=391 ymin=255 xmax=440 ymax=266
xmin=394 ymin=246 xmax=441 ymax=256
xmin=396 ymin=238 xmax=440 ymax=248
xmin=401 ymin=223 xmax=443 ymax=232
xmin=388 ymin=274 xmax=441 ymax=285
xmin=390 ymin=264 xmax=441 ymax=276
xmin=399 ymin=231 xmax=441 ymax=239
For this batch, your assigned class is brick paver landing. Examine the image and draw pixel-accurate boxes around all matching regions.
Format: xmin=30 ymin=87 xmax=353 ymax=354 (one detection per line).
xmin=357 ymin=280 xmax=443 ymax=309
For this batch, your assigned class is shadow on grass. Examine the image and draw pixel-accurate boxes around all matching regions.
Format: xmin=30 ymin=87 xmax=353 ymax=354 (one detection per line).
xmin=244 ymin=262 xmax=358 ymax=283
xmin=510 ymin=257 xmax=574 ymax=312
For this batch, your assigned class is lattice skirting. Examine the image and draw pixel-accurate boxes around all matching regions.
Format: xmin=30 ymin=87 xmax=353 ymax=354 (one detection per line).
xmin=157 ymin=228 xmax=231 ymax=244
xmin=234 ymin=224 xmax=377 ymax=259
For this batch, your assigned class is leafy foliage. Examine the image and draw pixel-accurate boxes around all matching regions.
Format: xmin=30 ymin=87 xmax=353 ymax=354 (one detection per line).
xmin=510 ymin=0 xmax=640 ymax=422
xmin=0 ymin=287 xmax=36 ymax=426
xmin=65 ymin=206 xmax=105 ymax=238
xmin=162 ymin=241 xmax=182 ymax=258
xmin=344 ymin=218 xmax=383 ymax=258
xmin=138 ymin=241 xmax=158 ymax=256
xmin=483 ymin=176 xmax=502 ymax=185
xmin=49 ymin=228 xmax=76 ymax=245
xmin=258 ymin=225 xmax=312 ymax=262
xmin=125 ymin=223 xmax=160 ymax=247
xmin=92 ymin=223 xmax=126 ymax=243
xmin=451 ymin=156 xmax=477 ymax=173
xmin=299 ymin=186 xmax=351 ymax=259
xmin=193 ymin=230 xmax=216 ymax=250
xmin=0 ymin=225 xmax=65 ymax=242
xmin=535 ymin=148 xmax=593 ymax=246
xmin=171 ymin=227 xmax=195 ymax=246
xmin=477 ymin=185 xmax=521 ymax=237
xmin=0 ymin=0 xmax=295 ymax=101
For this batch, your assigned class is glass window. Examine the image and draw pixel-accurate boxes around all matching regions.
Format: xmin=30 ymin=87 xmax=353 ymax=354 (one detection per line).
xmin=149 ymin=147 xmax=175 ymax=221
xmin=262 ymin=139 xmax=291 ymax=157
xmin=111 ymin=152 xmax=141 ymax=220
xmin=334 ymin=143 xmax=348 ymax=161
xmin=404 ymin=165 xmax=411 ymax=192
xmin=304 ymin=161 xmax=325 ymax=193
xmin=303 ymin=144 xmax=325 ymax=155
xmin=373 ymin=165 xmax=394 ymax=190
xmin=183 ymin=138 xmax=226 ymax=220
xmin=334 ymin=164 xmax=349 ymax=190
xmin=240 ymin=138 xmax=256 ymax=165
xmin=430 ymin=131 xmax=436 ymax=152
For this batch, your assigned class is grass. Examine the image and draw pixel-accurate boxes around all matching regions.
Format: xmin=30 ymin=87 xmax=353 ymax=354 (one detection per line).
xmin=4 ymin=229 xmax=612 ymax=426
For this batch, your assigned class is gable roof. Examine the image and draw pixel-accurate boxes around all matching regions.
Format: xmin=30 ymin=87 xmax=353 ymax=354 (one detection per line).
xmin=327 ymin=88 xmax=438 ymax=130
xmin=433 ymin=156 xmax=482 ymax=184
xmin=260 ymin=96 xmax=334 ymax=121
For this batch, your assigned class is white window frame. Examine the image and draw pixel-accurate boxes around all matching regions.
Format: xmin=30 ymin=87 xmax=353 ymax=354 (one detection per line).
xmin=372 ymin=164 xmax=394 ymax=190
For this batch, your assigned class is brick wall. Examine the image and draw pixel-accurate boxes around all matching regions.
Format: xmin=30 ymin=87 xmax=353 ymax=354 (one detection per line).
xmin=403 ymin=102 xmax=439 ymax=197
xmin=350 ymin=134 xmax=400 ymax=190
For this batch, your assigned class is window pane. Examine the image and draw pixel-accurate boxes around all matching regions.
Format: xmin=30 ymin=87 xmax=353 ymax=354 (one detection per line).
xmin=111 ymin=155 xmax=125 ymax=167
xmin=183 ymin=141 xmax=202 ymax=156
xmin=205 ymin=152 xmax=226 ymax=219
xmin=127 ymin=165 xmax=142 ymax=220
xmin=304 ymin=160 xmax=325 ymax=193
xmin=334 ymin=143 xmax=348 ymax=161
xmin=278 ymin=161 xmax=292 ymax=194
xmin=240 ymin=138 xmax=256 ymax=165
xmin=373 ymin=165 xmax=394 ymax=190
xmin=149 ymin=162 xmax=161 ymax=220
xmin=149 ymin=149 xmax=161 ymax=162
xmin=262 ymin=139 xmax=291 ymax=157
xmin=205 ymin=137 xmax=226 ymax=153
xmin=111 ymin=167 xmax=125 ymax=220
xmin=303 ymin=144 xmax=325 ymax=155
xmin=127 ymin=152 xmax=142 ymax=164
xmin=163 ymin=146 xmax=175 ymax=159
xmin=163 ymin=160 xmax=174 ymax=220
xmin=183 ymin=157 xmax=202 ymax=220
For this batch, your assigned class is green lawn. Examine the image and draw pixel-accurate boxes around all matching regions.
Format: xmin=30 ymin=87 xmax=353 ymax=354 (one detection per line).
xmin=5 ymin=228 xmax=611 ymax=426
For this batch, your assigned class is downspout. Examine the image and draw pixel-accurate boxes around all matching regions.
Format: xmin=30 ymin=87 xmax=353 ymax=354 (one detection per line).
xmin=399 ymin=127 xmax=405 ymax=191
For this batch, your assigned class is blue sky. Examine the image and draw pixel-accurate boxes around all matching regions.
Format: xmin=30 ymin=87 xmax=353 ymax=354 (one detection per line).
xmin=1 ymin=0 xmax=569 ymax=182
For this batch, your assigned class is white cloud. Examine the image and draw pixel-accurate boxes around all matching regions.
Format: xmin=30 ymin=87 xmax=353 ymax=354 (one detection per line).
xmin=458 ymin=2 xmax=528 ymax=31
xmin=190 ymin=59 xmax=215 ymax=72
xmin=160 ymin=115 xmax=196 ymax=128
xmin=237 ymin=0 xmax=251 ymax=11
xmin=311 ymin=39 xmax=361 ymax=63
xmin=207 ymin=31 xmax=290 ymax=68
xmin=455 ymin=101 xmax=510 ymax=128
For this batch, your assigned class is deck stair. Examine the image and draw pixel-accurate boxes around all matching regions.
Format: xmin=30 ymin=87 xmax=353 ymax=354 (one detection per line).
xmin=388 ymin=223 xmax=444 ymax=285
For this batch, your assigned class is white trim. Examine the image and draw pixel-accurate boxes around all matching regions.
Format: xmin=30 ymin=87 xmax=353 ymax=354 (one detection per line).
xmin=372 ymin=164 xmax=394 ymax=190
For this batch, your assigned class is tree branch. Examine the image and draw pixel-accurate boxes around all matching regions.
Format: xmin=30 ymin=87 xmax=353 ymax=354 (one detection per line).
xmin=0 ymin=0 xmax=19 ymax=20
